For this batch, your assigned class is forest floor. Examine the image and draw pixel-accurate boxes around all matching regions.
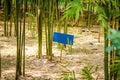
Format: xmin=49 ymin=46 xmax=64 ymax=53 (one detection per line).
xmin=0 ymin=20 xmax=104 ymax=80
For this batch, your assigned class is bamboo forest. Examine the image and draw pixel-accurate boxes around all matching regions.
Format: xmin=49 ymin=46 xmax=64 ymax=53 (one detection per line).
xmin=0 ymin=0 xmax=120 ymax=80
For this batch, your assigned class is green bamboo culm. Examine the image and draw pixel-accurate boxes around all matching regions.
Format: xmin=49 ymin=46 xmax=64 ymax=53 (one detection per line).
xmin=47 ymin=0 xmax=52 ymax=60
xmin=9 ymin=8 xmax=12 ymax=36
xmin=63 ymin=0 xmax=67 ymax=34
xmin=104 ymin=26 xmax=109 ymax=80
xmin=3 ymin=0 xmax=7 ymax=36
xmin=47 ymin=0 xmax=54 ymax=60
xmin=0 ymin=53 xmax=2 ymax=79
xmin=15 ymin=0 xmax=25 ymax=79
xmin=95 ymin=1 xmax=110 ymax=79
xmin=9 ymin=0 xmax=14 ymax=37
xmin=87 ymin=0 xmax=91 ymax=30
xmin=3 ymin=0 xmax=12 ymax=37
xmin=104 ymin=1 xmax=110 ymax=80
xmin=103 ymin=2 xmax=109 ymax=80
xmin=109 ymin=1 xmax=113 ymax=79
xmin=57 ymin=0 xmax=61 ymax=49
xmin=15 ymin=0 xmax=21 ymax=79
xmin=55 ymin=0 xmax=59 ymax=31
xmin=64 ymin=0 xmax=68 ymax=48
xmin=0 ymin=0 xmax=1 ymax=7
xmin=37 ymin=0 xmax=43 ymax=59
xmin=22 ymin=0 xmax=26 ymax=76
xmin=0 ymin=0 xmax=2 ymax=71
xmin=44 ymin=0 xmax=48 ymax=56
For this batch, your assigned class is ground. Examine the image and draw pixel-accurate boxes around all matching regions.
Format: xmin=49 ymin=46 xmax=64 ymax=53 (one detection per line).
xmin=0 ymin=20 xmax=104 ymax=79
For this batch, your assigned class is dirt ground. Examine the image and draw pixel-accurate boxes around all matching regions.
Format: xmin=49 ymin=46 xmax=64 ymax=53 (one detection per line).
xmin=0 ymin=20 xmax=104 ymax=80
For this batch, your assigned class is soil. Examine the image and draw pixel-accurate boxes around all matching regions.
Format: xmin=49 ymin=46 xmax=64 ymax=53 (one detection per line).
xmin=0 ymin=16 xmax=104 ymax=80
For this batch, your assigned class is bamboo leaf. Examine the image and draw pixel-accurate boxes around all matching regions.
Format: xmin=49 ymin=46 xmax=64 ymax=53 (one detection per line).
xmin=62 ymin=0 xmax=83 ymax=21
xmin=110 ymin=28 xmax=117 ymax=35
xmin=106 ymin=46 xmax=114 ymax=52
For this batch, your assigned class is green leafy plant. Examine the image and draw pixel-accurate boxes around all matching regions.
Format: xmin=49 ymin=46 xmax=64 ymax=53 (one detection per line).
xmin=106 ymin=29 xmax=120 ymax=56
xmin=81 ymin=65 xmax=99 ymax=80
xmin=58 ymin=61 xmax=76 ymax=80
xmin=62 ymin=0 xmax=83 ymax=22
xmin=95 ymin=0 xmax=120 ymax=79
xmin=60 ymin=70 xmax=76 ymax=80
xmin=110 ymin=57 xmax=120 ymax=80
xmin=106 ymin=29 xmax=120 ymax=79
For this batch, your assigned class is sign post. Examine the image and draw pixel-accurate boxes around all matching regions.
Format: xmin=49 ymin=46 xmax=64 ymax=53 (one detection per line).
xmin=53 ymin=32 xmax=74 ymax=61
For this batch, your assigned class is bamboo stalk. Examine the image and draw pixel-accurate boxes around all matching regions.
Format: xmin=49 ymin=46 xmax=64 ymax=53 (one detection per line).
xmin=37 ymin=0 xmax=43 ymax=59
xmin=47 ymin=0 xmax=54 ymax=60
xmin=0 ymin=52 xmax=2 ymax=80
xmin=43 ymin=0 xmax=48 ymax=56
xmin=104 ymin=25 xmax=109 ymax=80
xmin=22 ymin=0 xmax=26 ymax=76
xmin=87 ymin=0 xmax=91 ymax=31
xmin=15 ymin=0 xmax=22 ymax=79
xmin=4 ymin=0 xmax=7 ymax=36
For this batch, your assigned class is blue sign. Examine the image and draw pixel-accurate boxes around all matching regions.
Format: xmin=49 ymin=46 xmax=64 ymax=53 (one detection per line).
xmin=53 ymin=32 xmax=74 ymax=45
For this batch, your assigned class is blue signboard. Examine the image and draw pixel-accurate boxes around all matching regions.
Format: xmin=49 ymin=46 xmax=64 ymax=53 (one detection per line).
xmin=53 ymin=32 xmax=74 ymax=45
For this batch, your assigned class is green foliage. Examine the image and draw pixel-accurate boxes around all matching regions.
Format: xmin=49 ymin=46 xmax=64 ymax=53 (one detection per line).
xmin=60 ymin=70 xmax=76 ymax=80
xmin=62 ymin=0 xmax=83 ymax=22
xmin=106 ymin=29 xmax=120 ymax=79
xmin=26 ymin=12 xmax=36 ymax=20
xmin=110 ymin=57 xmax=120 ymax=80
xmin=59 ymin=0 xmax=66 ymax=5
xmin=58 ymin=61 xmax=76 ymax=80
xmin=95 ymin=0 xmax=120 ymax=26
xmin=95 ymin=1 xmax=108 ymax=26
xmin=81 ymin=65 xmax=99 ymax=80
xmin=95 ymin=0 xmax=120 ymax=80
xmin=106 ymin=29 xmax=120 ymax=56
